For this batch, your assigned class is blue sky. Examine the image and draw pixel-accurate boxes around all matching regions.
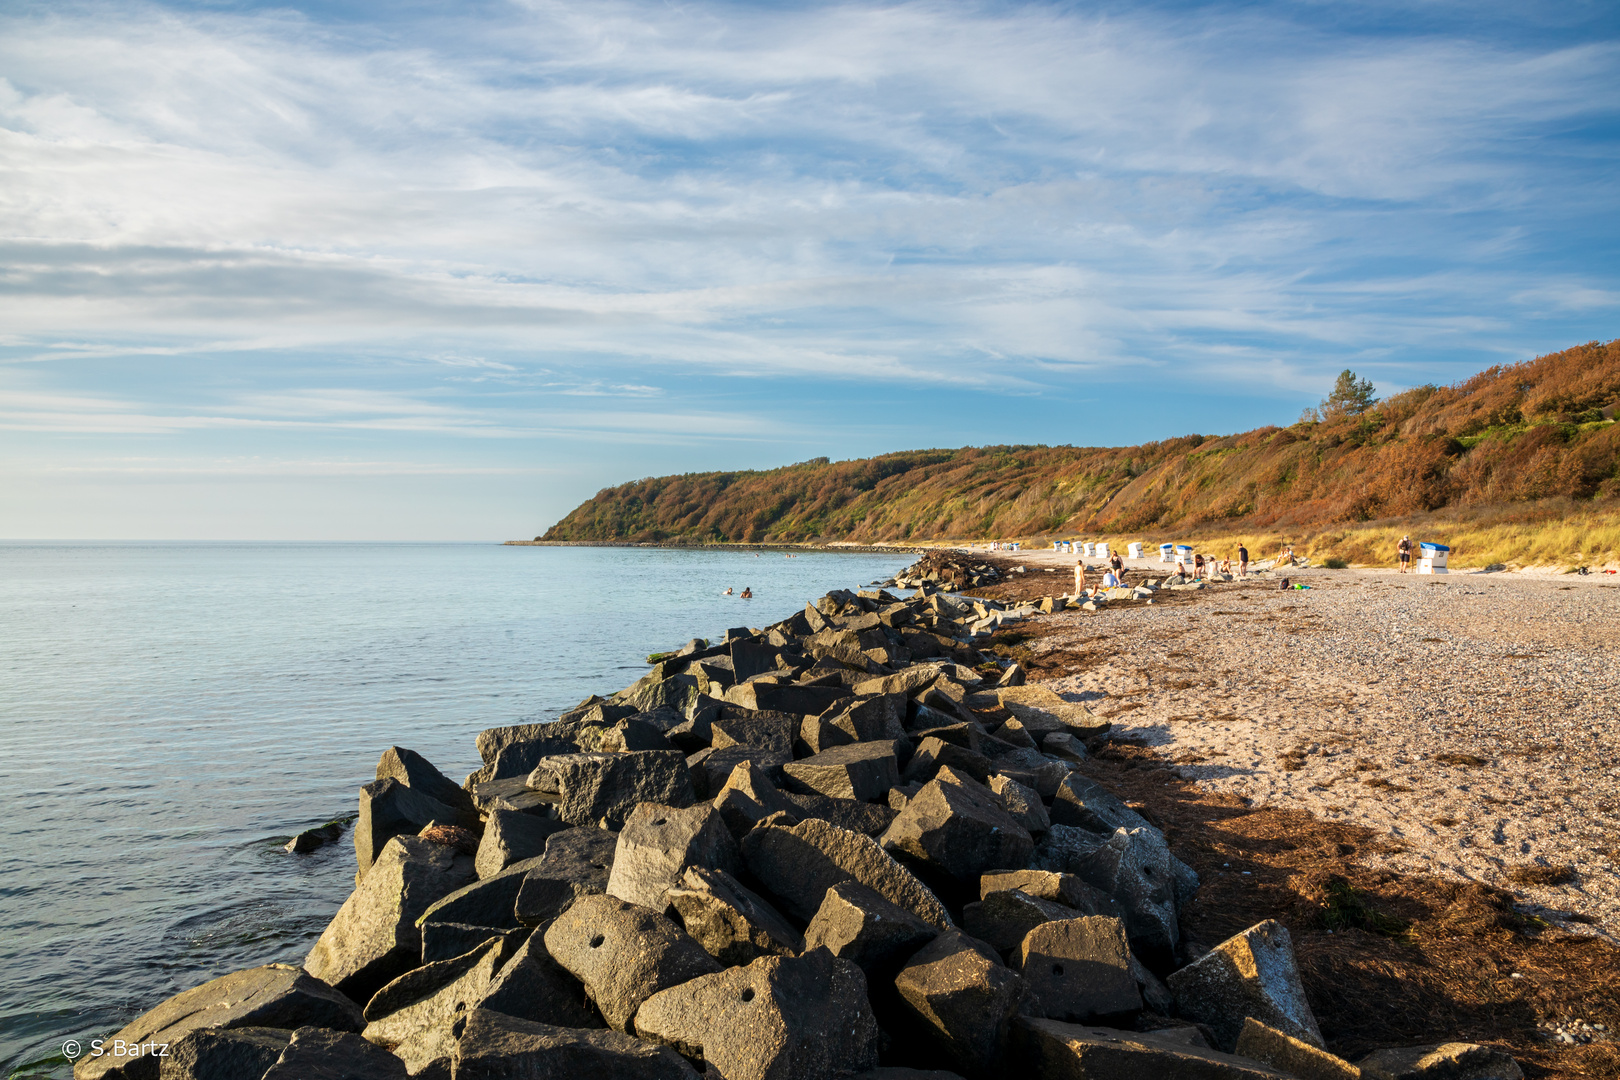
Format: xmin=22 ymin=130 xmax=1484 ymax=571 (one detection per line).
xmin=2 ymin=0 xmax=1617 ymax=539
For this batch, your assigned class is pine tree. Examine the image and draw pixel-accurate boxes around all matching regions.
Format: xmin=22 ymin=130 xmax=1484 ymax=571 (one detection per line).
xmin=1321 ymin=369 xmax=1377 ymax=417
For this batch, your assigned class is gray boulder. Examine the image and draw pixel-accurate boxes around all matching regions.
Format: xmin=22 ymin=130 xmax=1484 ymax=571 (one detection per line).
xmin=710 ymin=713 xmax=798 ymax=756
xmin=604 ymin=802 xmax=740 ymax=913
xmin=803 ymin=880 xmax=937 ymax=977
xmin=902 ymin=737 xmax=993 ymax=785
xmin=782 ymin=741 xmax=900 ymax=802
xmin=1016 ymin=916 xmax=1141 ymax=1023
xmin=355 ymin=778 xmax=471 ymax=877
xmin=881 ymin=774 xmax=1033 ymax=884
xmin=742 ymin=819 xmax=951 ymax=928
xmin=1048 ymin=775 xmax=1151 ymax=835
xmin=543 ymin=894 xmax=722 ymax=1031
xmin=780 ymin=790 xmax=898 ymax=838
xmin=962 ymin=889 xmax=1084 ymax=955
xmin=157 ymin=1027 xmax=291 ymax=1080
xmin=1012 ymin=1018 xmax=1294 ymax=1079
xmin=419 ymin=856 xmax=544 ymax=931
xmin=712 ymin=761 xmax=800 ymax=837
xmin=668 ymin=866 xmax=804 ymax=966
xmin=988 ymin=774 xmax=1049 ymax=834
xmin=451 ymin=1009 xmax=698 ymax=1080
xmin=475 ymin=809 xmax=567 ymax=879
xmin=514 ymin=826 xmax=617 ymax=926
xmin=1166 ymin=920 xmax=1322 ymax=1052
xmin=823 ymin=694 xmax=909 ymax=744
xmin=598 ymin=717 xmax=677 ymax=752
xmin=304 ymin=835 xmax=475 ymax=1006
xmin=420 ymin=922 xmax=525 ymax=966
xmin=894 ymin=929 xmax=1026 ymax=1079
xmin=529 ymin=751 xmax=694 ymax=830
xmin=259 ymin=1026 xmax=406 ymax=1080
xmin=74 ymin=966 xmax=361 ymax=1080
xmin=1032 ymin=826 xmax=1179 ymax=965
xmin=377 ymin=746 xmax=478 ymax=818
xmin=1234 ymin=1019 xmax=1362 ymax=1080
xmin=634 ymin=949 xmax=881 ymax=1080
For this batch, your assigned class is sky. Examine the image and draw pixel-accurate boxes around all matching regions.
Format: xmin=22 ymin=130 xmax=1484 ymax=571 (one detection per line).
xmin=1 ymin=0 xmax=1617 ymax=540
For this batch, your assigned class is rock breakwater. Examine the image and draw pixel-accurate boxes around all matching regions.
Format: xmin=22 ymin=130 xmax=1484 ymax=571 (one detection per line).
xmin=75 ymin=561 xmax=1522 ymax=1080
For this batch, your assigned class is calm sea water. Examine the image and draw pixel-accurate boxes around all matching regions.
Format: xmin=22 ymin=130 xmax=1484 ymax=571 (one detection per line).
xmin=0 ymin=543 xmax=909 ymax=1077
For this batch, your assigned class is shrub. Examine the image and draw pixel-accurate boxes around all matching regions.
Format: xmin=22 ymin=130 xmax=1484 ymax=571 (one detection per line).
xmin=1324 ymin=557 xmax=1349 ymax=569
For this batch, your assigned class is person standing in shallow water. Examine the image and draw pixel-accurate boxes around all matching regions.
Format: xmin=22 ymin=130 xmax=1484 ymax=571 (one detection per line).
xmin=739 ymin=587 xmax=753 ymax=599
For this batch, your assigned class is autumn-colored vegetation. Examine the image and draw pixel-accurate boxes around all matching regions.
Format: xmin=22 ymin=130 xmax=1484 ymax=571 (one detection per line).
xmin=543 ymin=340 xmax=1620 ymax=564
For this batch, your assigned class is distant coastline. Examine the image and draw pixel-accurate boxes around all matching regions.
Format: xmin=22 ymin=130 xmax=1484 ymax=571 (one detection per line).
xmin=503 ymin=539 xmax=920 ymax=554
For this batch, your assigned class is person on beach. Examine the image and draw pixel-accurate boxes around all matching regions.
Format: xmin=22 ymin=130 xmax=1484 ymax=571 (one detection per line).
xmin=1398 ymin=535 xmax=1412 ymax=573
xmin=1238 ymin=544 xmax=1249 ymax=579
xmin=1109 ymin=551 xmax=1124 ymax=576
xmin=1220 ymin=557 xmax=1232 ymax=577
xmin=1074 ymin=561 xmax=1086 ymax=595
xmin=740 ymin=587 xmax=753 ymax=599
xmin=1193 ymin=553 xmax=1205 ymax=580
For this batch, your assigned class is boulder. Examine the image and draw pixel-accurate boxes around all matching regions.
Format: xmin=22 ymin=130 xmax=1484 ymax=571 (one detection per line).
xmin=688 ymin=744 xmax=793 ymax=796
xmin=823 ymin=695 xmax=909 ymax=745
xmin=470 ymin=777 xmax=559 ymax=817
xmin=377 ymin=747 xmax=478 ymax=818
xmin=158 ymin=1027 xmax=291 ymax=1080
xmin=1048 ymin=775 xmax=1151 ymax=835
xmin=1166 ymin=920 xmax=1322 ymax=1052
xmin=420 ymin=923 xmax=525 ymax=965
xmin=803 ymin=880 xmax=938 ymax=977
xmin=75 ymin=966 xmax=362 ymax=1079
xmin=726 ymin=681 xmax=852 ymax=716
xmin=1032 ymin=827 xmax=1179 ymax=966
xmin=355 ymin=778 xmax=473 ymax=877
xmin=605 ymin=802 xmax=740 ymax=912
xmin=285 ymin=822 xmax=344 ymax=854
xmin=667 ymin=866 xmax=803 ymax=966
xmin=1233 ymin=1019 xmax=1361 ymax=1080
xmin=712 ymin=761 xmax=800 ymax=837
xmin=894 ymin=929 xmax=1026 ymax=1079
xmin=599 ymin=717 xmax=677 ymax=752
xmin=881 ymin=775 xmax=1034 ymax=885
xmin=782 ymin=741 xmax=900 ymax=802
xmin=710 ymin=713 xmax=797 ymax=756
xmin=418 ymin=856 xmax=543 ymax=931
xmin=903 ymin=738 xmax=993 ymax=785
xmin=1356 ymin=1043 xmax=1523 ymax=1080
xmin=1017 ymin=917 xmax=1140 ymax=1023
xmin=1012 ymin=1018 xmax=1295 ymax=1080
xmin=475 ymin=809 xmax=567 ymax=879
xmin=989 ymin=774 xmax=1048 ymax=834
xmin=528 ymin=751 xmax=694 ymax=830
xmin=543 ymin=894 xmax=722 ymax=1031
xmin=635 ymin=948 xmax=881 ymax=1080
xmin=980 ymin=870 xmax=1110 ymax=914
xmin=1042 ymin=732 xmax=1087 ymax=762
xmin=742 ymin=819 xmax=951 ymax=928
xmin=781 ymin=791 xmax=898 ymax=837
xmin=451 ymin=1008 xmax=698 ymax=1080
xmin=513 ymin=826 xmax=618 ymax=926
xmin=962 ymin=889 xmax=1085 ymax=955
xmin=993 ymin=721 xmax=1036 ymax=749
xmin=259 ymin=1026 xmax=406 ymax=1080
xmin=364 ymin=933 xmax=599 ymax=1069
xmin=305 ymin=835 xmax=475 ymax=1006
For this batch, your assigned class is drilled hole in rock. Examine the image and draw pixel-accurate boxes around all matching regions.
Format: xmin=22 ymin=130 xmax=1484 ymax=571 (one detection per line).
xmin=1051 ymin=963 xmax=1064 ymax=976
xmin=741 ymin=988 xmax=756 ymax=1002
xmin=589 ymin=934 xmax=605 ymax=948
xmin=653 ymin=819 xmax=668 ymax=826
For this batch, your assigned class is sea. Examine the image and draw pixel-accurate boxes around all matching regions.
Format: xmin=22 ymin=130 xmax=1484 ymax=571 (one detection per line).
xmin=0 ymin=542 xmax=910 ymax=1078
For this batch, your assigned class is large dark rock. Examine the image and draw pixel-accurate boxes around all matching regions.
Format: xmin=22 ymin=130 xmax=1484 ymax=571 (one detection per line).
xmin=364 ymin=932 xmax=599 ymax=1071
xmin=74 ymin=965 xmax=361 ymax=1080
xmin=979 ymin=869 xmax=1110 ymax=914
xmin=668 ymin=866 xmax=803 ymax=966
xmin=259 ymin=1026 xmax=406 ymax=1080
xmin=803 ymin=880 xmax=937 ymax=977
xmin=781 ymin=790 xmax=898 ymax=837
xmin=1356 ymin=1042 xmax=1524 ymax=1080
xmin=712 ymin=761 xmax=800 ymax=837
xmin=543 ymin=894 xmax=722 ymax=1031
xmin=742 ymin=819 xmax=951 ymax=927
xmin=727 ymin=681 xmax=852 ymax=716
xmin=528 ymin=751 xmax=694 ymax=830
xmin=902 ymin=737 xmax=993 ymax=785
xmin=305 ymin=835 xmax=475 ymax=1007
xmin=420 ymin=922 xmax=526 ymax=966
xmin=710 ymin=713 xmax=797 ymax=757
xmin=1032 ymin=826 xmax=1179 ymax=968
xmin=894 ymin=929 xmax=1026 ymax=1079
xmin=782 ymin=741 xmax=900 ymax=802
xmin=514 ymin=826 xmax=617 ymax=926
xmin=961 ymin=889 xmax=1083 ymax=955
xmin=157 ymin=1027 xmax=290 ymax=1080
xmin=1012 ymin=1018 xmax=1295 ymax=1080
xmin=377 ymin=746 xmax=477 ymax=818
xmin=470 ymin=777 xmax=559 ymax=817
xmin=1048 ymin=774 xmax=1152 ymax=835
xmin=451 ymin=1009 xmax=699 ymax=1080
xmin=475 ymin=809 xmax=567 ymax=879
xmin=881 ymin=773 xmax=1034 ymax=885
xmin=1233 ymin=1019 xmax=1362 ymax=1080
xmin=418 ymin=855 xmax=546 ymax=932
xmin=355 ymin=778 xmax=473 ymax=876
xmin=598 ymin=717 xmax=677 ymax=752
xmin=1016 ymin=916 xmax=1141 ymax=1023
xmin=988 ymin=774 xmax=1049 ymax=834
xmin=1166 ymin=920 xmax=1322 ymax=1052
xmin=604 ymin=802 xmax=740 ymax=912
xmin=634 ymin=949 xmax=881 ymax=1080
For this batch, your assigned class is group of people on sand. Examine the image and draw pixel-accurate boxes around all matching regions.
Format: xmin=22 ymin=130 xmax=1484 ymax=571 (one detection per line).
xmin=722 ymin=587 xmax=753 ymax=599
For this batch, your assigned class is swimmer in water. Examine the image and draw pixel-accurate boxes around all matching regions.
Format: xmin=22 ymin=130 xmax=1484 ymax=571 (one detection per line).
xmin=740 ymin=587 xmax=753 ymax=599
xmin=724 ymin=587 xmax=733 ymax=595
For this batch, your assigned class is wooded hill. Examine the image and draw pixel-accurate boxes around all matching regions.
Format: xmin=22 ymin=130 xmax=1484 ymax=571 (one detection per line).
xmin=542 ymin=339 xmax=1620 ymax=545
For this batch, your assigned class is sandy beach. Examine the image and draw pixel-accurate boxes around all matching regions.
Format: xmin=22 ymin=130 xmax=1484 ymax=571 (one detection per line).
xmin=984 ymin=547 xmax=1620 ymax=935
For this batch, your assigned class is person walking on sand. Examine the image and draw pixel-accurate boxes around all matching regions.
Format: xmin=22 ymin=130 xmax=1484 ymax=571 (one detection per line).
xmin=1238 ymin=543 xmax=1249 ymax=579
xmin=1397 ymin=535 xmax=1412 ymax=574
